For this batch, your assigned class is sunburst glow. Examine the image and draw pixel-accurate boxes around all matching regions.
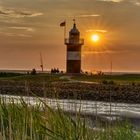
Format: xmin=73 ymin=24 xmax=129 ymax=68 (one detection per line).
xmin=91 ymin=34 xmax=100 ymax=42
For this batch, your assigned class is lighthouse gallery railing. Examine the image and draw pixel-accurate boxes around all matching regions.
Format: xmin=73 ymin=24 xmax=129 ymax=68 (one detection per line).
xmin=65 ymin=38 xmax=84 ymax=45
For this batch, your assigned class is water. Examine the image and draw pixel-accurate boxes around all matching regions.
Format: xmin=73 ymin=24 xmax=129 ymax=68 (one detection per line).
xmin=1 ymin=94 xmax=140 ymax=119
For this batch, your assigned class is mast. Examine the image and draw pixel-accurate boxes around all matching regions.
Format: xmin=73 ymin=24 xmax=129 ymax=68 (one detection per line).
xmin=110 ymin=61 xmax=112 ymax=75
xmin=40 ymin=52 xmax=44 ymax=72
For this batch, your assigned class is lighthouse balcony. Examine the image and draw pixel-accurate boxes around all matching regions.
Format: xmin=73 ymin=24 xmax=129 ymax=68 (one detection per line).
xmin=65 ymin=38 xmax=84 ymax=45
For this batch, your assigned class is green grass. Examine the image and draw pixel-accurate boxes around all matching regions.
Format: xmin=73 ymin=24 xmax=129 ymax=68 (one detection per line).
xmin=72 ymin=74 xmax=140 ymax=84
xmin=0 ymin=97 xmax=140 ymax=140
xmin=0 ymin=72 xmax=140 ymax=84
xmin=0 ymin=73 xmax=67 ymax=83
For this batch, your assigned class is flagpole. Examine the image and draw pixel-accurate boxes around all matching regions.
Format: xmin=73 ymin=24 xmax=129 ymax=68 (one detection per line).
xmin=60 ymin=20 xmax=66 ymax=42
xmin=64 ymin=20 xmax=66 ymax=41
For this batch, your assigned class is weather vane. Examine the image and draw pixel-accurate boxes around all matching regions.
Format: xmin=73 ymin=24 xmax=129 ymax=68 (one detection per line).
xmin=73 ymin=18 xmax=76 ymax=24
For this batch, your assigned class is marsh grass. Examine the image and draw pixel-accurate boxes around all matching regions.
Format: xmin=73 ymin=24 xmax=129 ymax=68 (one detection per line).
xmin=0 ymin=73 xmax=67 ymax=83
xmin=72 ymin=74 xmax=140 ymax=84
xmin=0 ymin=97 xmax=139 ymax=140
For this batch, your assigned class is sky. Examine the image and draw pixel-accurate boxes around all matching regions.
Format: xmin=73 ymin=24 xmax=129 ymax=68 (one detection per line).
xmin=0 ymin=0 xmax=140 ymax=72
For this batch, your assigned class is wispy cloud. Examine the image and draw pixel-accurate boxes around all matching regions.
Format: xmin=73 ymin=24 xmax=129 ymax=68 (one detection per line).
xmin=99 ymin=0 xmax=123 ymax=2
xmin=83 ymin=50 xmax=129 ymax=55
xmin=0 ymin=7 xmax=43 ymax=18
xmin=99 ymin=0 xmax=140 ymax=6
xmin=4 ymin=32 xmax=32 ymax=38
xmin=84 ymin=50 xmax=114 ymax=55
xmin=9 ymin=27 xmax=35 ymax=32
xmin=78 ymin=14 xmax=100 ymax=18
xmin=133 ymin=0 xmax=140 ymax=6
xmin=0 ymin=31 xmax=32 ymax=38
xmin=86 ymin=29 xmax=107 ymax=33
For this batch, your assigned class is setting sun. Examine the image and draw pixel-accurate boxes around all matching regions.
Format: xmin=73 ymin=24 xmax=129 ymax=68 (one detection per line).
xmin=91 ymin=34 xmax=100 ymax=42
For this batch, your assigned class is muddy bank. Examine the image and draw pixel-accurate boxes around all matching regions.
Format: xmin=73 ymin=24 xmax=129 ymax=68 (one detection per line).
xmin=0 ymin=81 xmax=140 ymax=103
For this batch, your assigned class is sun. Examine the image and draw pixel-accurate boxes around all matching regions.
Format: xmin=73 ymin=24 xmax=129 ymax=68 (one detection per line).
xmin=91 ymin=34 xmax=100 ymax=42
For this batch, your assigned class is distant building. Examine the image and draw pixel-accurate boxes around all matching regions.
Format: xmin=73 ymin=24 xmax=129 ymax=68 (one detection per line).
xmin=65 ymin=22 xmax=84 ymax=73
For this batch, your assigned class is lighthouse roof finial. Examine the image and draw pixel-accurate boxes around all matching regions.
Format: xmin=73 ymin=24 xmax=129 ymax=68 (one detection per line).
xmin=73 ymin=18 xmax=75 ymax=24
xmin=70 ymin=19 xmax=79 ymax=35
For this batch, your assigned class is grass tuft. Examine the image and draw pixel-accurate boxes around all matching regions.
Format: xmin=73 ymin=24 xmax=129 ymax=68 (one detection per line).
xmin=0 ymin=97 xmax=139 ymax=140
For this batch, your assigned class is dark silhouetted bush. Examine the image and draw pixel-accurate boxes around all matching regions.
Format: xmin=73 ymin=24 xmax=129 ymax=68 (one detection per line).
xmin=102 ymin=80 xmax=108 ymax=84
xmin=31 ymin=69 xmax=36 ymax=75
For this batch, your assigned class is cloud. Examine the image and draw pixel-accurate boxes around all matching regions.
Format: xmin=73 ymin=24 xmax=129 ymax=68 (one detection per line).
xmin=83 ymin=50 xmax=112 ymax=55
xmin=99 ymin=0 xmax=140 ymax=6
xmin=9 ymin=27 xmax=35 ymax=32
xmin=0 ymin=7 xmax=43 ymax=18
xmin=132 ymin=0 xmax=140 ymax=6
xmin=83 ymin=50 xmax=129 ymax=55
xmin=4 ymin=32 xmax=32 ymax=38
xmin=0 ymin=31 xmax=32 ymax=38
xmin=99 ymin=0 xmax=123 ymax=2
xmin=0 ymin=10 xmax=8 ymax=15
xmin=86 ymin=29 xmax=107 ymax=33
xmin=77 ymin=14 xmax=100 ymax=18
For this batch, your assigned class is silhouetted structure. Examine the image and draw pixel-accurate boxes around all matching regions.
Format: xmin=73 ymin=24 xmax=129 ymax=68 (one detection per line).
xmin=51 ymin=68 xmax=60 ymax=74
xmin=65 ymin=22 xmax=84 ymax=73
xmin=40 ymin=52 xmax=44 ymax=72
xmin=31 ymin=68 xmax=36 ymax=75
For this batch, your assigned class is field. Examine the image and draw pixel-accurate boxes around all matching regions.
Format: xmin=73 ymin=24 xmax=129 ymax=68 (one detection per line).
xmin=0 ymin=72 xmax=140 ymax=84
xmin=0 ymin=73 xmax=67 ymax=83
xmin=72 ymin=74 xmax=140 ymax=84
xmin=0 ymin=72 xmax=140 ymax=103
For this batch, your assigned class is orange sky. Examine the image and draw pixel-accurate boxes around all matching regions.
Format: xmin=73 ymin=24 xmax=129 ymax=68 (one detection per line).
xmin=0 ymin=0 xmax=140 ymax=72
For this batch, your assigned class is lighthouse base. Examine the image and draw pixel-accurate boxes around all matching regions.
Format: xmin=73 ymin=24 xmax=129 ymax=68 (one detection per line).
xmin=66 ymin=60 xmax=81 ymax=73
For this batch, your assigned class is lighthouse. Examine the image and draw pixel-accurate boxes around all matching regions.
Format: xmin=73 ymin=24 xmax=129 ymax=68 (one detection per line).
xmin=65 ymin=22 xmax=84 ymax=73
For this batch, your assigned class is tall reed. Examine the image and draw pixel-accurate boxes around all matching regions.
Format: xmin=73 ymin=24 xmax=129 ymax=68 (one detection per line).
xmin=0 ymin=97 xmax=139 ymax=140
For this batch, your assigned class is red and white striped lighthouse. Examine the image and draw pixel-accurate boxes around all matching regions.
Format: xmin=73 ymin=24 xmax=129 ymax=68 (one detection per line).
xmin=65 ymin=22 xmax=84 ymax=73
